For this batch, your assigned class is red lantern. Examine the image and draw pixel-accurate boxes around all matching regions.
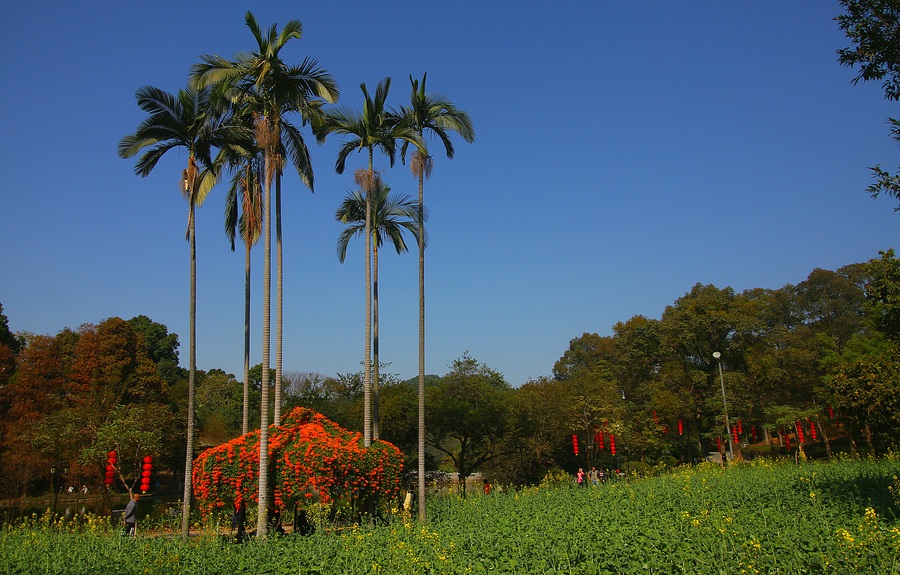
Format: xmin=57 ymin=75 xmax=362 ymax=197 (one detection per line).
xmin=610 ymin=434 xmax=616 ymax=456
xmin=141 ymin=456 xmax=153 ymax=491
xmin=104 ymin=477 xmax=114 ymax=485
xmin=829 ymin=406 xmax=834 ymax=418
xmin=810 ymin=421 xmax=817 ymax=441
xmin=597 ymin=432 xmax=604 ymax=450
xmin=738 ymin=419 xmax=742 ymax=434
xmin=572 ymin=434 xmax=579 ymax=455
xmin=678 ymin=419 xmax=683 ymax=435
xmin=796 ymin=422 xmax=805 ymax=444
xmin=663 ymin=424 xmax=669 ymax=434
xmin=732 ymin=425 xmax=739 ymax=443
xmin=105 ymin=470 xmax=115 ymax=478
xmin=751 ymin=426 xmax=757 ymax=443
xmin=717 ymin=437 xmax=722 ymax=451
xmin=784 ymin=434 xmax=791 ymax=449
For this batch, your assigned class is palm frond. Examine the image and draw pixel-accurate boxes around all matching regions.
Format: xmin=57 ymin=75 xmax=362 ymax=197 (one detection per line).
xmin=281 ymin=122 xmax=313 ymax=190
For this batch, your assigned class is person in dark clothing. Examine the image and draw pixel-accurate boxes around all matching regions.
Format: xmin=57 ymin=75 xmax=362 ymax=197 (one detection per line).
xmin=123 ymin=493 xmax=139 ymax=537
xmin=231 ymin=500 xmax=246 ymax=542
xmin=293 ymin=502 xmax=315 ymax=536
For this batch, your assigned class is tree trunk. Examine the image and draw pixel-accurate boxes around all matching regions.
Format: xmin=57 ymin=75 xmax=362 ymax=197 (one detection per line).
xmin=766 ymin=428 xmax=776 ymax=458
xmin=242 ymin=236 xmax=251 ymax=436
xmin=257 ymin=152 xmax=273 ymax=539
xmin=274 ymin=171 xmax=283 ymax=426
xmin=363 ymin=160 xmax=373 ymax=447
xmin=181 ymin=199 xmax=197 ymax=540
xmin=458 ymin=443 xmax=468 ymax=499
xmin=417 ymin=168 xmax=426 ymax=522
xmin=816 ymin=415 xmax=832 ymax=460
xmin=372 ymin=238 xmax=380 ymax=441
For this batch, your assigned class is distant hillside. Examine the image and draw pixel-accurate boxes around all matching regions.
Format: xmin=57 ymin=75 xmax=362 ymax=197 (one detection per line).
xmin=400 ymin=375 xmax=442 ymax=389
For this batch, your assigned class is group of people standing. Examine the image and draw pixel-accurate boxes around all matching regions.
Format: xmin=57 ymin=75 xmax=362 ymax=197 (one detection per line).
xmin=575 ymin=467 xmax=607 ymax=486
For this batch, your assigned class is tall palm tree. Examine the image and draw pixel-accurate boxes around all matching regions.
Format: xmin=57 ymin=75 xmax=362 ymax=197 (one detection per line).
xmin=398 ymin=73 xmax=474 ymax=520
xmin=335 ymin=176 xmax=423 ymax=438
xmin=225 ymin=155 xmax=263 ymax=436
xmin=191 ymin=11 xmax=337 ymax=538
xmin=318 ymin=78 xmax=420 ymax=446
xmin=118 ymin=85 xmax=249 ymax=539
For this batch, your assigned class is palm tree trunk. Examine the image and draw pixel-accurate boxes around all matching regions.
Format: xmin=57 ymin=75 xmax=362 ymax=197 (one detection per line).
xmin=417 ymin=169 xmax=426 ymax=521
xmin=257 ymin=152 xmax=273 ymax=538
xmin=181 ymin=199 xmax=197 ymax=540
xmin=363 ymin=157 xmax=373 ymax=447
xmin=242 ymin=236 xmax=251 ymax=436
xmin=372 ymin=239 xmax=380 ymax=441
xmin=274 ymin=171 xmax=283 ymax=426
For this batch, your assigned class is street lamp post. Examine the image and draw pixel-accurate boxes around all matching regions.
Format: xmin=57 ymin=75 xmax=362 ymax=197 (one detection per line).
xmin=713 ymin=352 xmax=734 ymax=462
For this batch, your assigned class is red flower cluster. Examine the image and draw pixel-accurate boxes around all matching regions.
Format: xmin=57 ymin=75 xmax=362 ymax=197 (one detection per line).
xmin=192 ymin=407 xmax=403 ymax=518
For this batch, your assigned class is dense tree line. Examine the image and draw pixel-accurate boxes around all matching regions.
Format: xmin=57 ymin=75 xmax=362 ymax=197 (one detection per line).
xmin=3 ymin=250 xmax=898 ymax=499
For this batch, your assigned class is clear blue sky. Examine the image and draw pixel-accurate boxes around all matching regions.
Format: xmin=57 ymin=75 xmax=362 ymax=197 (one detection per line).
xmin=1 ymin=1 xmax=897 ymax=386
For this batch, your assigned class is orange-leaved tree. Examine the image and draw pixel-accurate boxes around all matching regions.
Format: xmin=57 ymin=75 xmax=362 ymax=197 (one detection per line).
xmin=192 ymin=406 xmax=403 ymax=521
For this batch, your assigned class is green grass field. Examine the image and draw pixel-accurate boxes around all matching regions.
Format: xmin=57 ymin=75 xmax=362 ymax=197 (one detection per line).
xmin=2 ymin=456 xmax=899 ymax=574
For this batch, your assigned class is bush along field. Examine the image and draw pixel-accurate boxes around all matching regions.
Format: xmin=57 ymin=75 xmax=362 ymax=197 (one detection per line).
xmin=1 ymin=455 xmax=899 ymax=574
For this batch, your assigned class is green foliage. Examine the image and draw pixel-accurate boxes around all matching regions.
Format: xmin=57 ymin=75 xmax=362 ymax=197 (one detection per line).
xmin=195 ymin=369 xmax=248 ymax=444
xmin=3 ymin=457 xmax=899 ymax=574
xmin=0 ymin=303 xmax=23 ymax=354
xmin=126 ymin=315 xmax=179 ymax=366
xmin=827 ymin=339 xmax=900 ymax=444
xmin=838 ymin=0 xmax=900 ymax=101
xmin=865 ymin=249 xmax=900 ymax=338
xmin=426 ymin=353 xmax=512 ymax=495
xmin=837 ymin=1 xmax=900 ymax=209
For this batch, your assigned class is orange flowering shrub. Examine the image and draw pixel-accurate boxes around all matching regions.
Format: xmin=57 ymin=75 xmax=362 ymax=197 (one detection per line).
xmin=192 ymin=407 xmax=403 ymax=518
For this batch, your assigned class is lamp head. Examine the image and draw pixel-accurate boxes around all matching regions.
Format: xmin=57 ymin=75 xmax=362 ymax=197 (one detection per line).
xmin=712 ymin=351 xmax=721 ymax=359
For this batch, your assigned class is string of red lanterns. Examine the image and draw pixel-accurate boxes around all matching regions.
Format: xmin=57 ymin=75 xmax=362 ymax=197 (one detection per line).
xmin=140 ymin=456 xmax=153 ymax=492
xmin=568 ymin=407 xmax=840 ymax=461
xmin=104 ymin=451 xmax=116 ymax=486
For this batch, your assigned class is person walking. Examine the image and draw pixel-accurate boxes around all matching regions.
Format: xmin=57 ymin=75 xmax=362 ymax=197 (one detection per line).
xmin=123 ymin=493 xmax=139 ymax=537
xmin=589 ymin=467 xmax=599 ymax=486
xmin=576 ymin=468 xmax=585 ymax=487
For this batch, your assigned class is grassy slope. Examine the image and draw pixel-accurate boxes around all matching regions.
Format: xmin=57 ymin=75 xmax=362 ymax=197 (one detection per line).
xmin=2 ymin=456 xmax=899 ymax=574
